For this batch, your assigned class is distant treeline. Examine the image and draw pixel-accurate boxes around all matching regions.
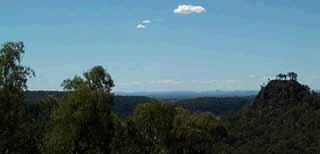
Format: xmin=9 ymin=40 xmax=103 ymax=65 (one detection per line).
xmin=25 ymin=91 xmax=252 ymax=117
xmin=117 ymin=91 xmax=258 ymax=100
xmin=173 ymin=96 xmax=253 ymax=115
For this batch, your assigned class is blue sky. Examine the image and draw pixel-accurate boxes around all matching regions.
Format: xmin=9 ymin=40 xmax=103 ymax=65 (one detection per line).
xmin=1 ymin=0 xmax=320 ymax=91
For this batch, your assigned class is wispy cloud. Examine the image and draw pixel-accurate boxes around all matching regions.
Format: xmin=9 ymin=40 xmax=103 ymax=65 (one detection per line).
xmin=174 ymin=5 xmax=207 ymax=14
xmin=311 ymin=75 xmax=320 ymax=80
xmin=191 ymin=80 xmax=218 ymax=85
xmin=136 ymin=24 xmax=146 ymax=29
xmin=136 ymin=19 xmax=152 ymax=29
xmin=118 ymin=81 xmax=143 ymax=86
xmin=141 ymin=20 xmax=151 ymax=24
xmin=248 ymin=74 xmax=257 ymax=78
xmin=149 ymin=80 xmax=183 ymax=85
xmin=225 ymin=80 xmax=239 ymax=84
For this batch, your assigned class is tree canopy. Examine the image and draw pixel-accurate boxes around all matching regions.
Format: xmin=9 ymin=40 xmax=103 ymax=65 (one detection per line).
xmin=0 ymin=41 xmax=36 ymax=154
xmin=44 ymin=66 xmax=115 ymax=154
xmin=62 ymin=65 xmax=114 ymax=92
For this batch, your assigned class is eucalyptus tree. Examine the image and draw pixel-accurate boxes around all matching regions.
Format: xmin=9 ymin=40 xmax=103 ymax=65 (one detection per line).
xmin=287 ymin=72 xmax=298 ymax=81
xmin=0 ymin=41 xmax=36 ymax=154
xmin=129 ymin=102 xmax=176 ymax=154
xmin=43 ymin=66 xmax=115 ymax=154
xmin=172 ymin=109 xmax=228 ymax=154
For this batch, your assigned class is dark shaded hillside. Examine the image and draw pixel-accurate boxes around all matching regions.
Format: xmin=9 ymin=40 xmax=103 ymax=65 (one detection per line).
xmin=25 ymin=91 xmax=66 ymax=101
xmin=25 ymin=91 xmax=157 ymax=117
xmin=24 ymin=79 xmax=320 ymax=154
xmin=25 ymin=91 xmax=251 ymax=117
xmin=113 ymin=96 xmax=159 ymax=117
xmin=254 ymin=80 xmax=310 ymax=107
xmin=230 ymin=80 xmax=320 ymax=154
xmin=173 ymin=97 xmax=253 ymax=115
xmin=118 ymin=90 xmax=258 ymax=99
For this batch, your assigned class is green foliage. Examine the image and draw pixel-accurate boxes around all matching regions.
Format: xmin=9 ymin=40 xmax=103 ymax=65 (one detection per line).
xmin=61 ymin=76 xmax=85 ymax=91
xmin=43 ymin=66 xmax=114 ymax=154
xmin=111 ymin=102 xmax=176 ymax=154
xmin=3 ymin=41 xmax=320 ymax=154
xmin=62 ymin=65 xmax=114 ymax=92
xmin=111 ymin=102 xmax=228 ymax=154
xmin=172 ymin=109 xmax=228 ymax=154
xmin=0 ymin=41 xmax=37 ymax=154
xmin=131 ymin=102 xmax=176 ymax=154
xmin=25 ymin=91 xmax=158 ymax=118
xmin=0 ymin=91 xmax=38 ymax=154
xmin=0 ymin=41 xmax=34 ymax=92
xmin=28 ymin=97 xmax=59 ymax=153
xmin=110 ymin=115 xmax=146 ymax=154
xmin=174 ymin=97 xmax=252 ymax=115
xmin=113 ymin=96 xmax=159 ymax=117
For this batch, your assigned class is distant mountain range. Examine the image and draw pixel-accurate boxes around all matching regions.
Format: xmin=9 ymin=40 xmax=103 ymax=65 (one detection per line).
xmin=115 ymin=90 xmax=258 ymax=99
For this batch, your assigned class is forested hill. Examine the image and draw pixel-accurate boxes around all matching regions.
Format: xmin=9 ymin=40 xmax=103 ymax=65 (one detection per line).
xmin=117 ymin=91 xmax=258 ymax=99
xmin=231 ymin=79 xmax=320 ymax=153
xmin=25 ymin=91 xmax=252 ymax=117
xmin=21 ymin=78 xmax=320 ymax=153
xmin=173 ymin=96 xmax=253 ymax=115
xmin=25 ymin=91 xmax=157 ymax=117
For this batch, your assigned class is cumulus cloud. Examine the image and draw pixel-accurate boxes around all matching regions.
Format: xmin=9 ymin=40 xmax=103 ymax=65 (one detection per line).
xmin=136 ymin=24 xmax=146 ymax=29
xmin=174 ymin=5 xmax=206 ymax=14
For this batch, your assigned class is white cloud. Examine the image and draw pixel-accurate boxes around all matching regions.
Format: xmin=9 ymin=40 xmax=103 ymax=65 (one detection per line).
xmin=149 ymin=80 xmax=183 ymax=85
xmin=128 ymin=81 xmax=143 ymax=85
xmin=311 ymin=75 xmax=320 ymax=79
xmin=174 ymin=5 xmax=206 ymax=14
xmin=118 ymin=81 xmax=143 ymax=86
xmin=249 ymin=74 xmax=257 ymax=78
xmin=141 ymin=20 xmax=151 ymax=24
xmin=225 ymin=80 xmax=239 ymax=84
xmin=191 ymin=80 xmax=217 ymax=84
xmin=136 ymin=19 xmax=153 ymax=29
xmin=136 ymin=24 xmax=146 ymax=29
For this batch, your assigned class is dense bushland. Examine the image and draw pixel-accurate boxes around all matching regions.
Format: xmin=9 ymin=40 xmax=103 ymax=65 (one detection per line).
xmin=1 ymin=41 xmax=320 ymax=154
